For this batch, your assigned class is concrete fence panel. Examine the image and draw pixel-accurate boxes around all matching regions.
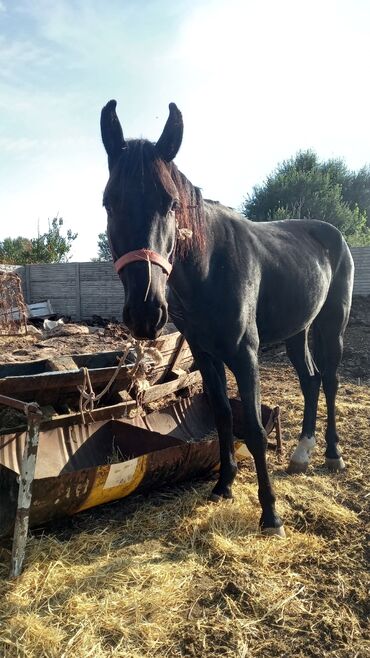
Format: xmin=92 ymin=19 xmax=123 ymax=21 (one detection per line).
xmin=351 ymin=247 xmax=370 ymax=296
xmin=1 ymin=246 xmax=369 ymax=321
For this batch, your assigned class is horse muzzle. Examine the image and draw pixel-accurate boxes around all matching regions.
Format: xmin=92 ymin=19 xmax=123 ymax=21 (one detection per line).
xmin=123 ymin=300 xmax=168 ymax=340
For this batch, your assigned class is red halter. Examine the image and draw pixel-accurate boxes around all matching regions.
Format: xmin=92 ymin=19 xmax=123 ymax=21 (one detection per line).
xmin=114 ymin=249 xmax=172 ymax=277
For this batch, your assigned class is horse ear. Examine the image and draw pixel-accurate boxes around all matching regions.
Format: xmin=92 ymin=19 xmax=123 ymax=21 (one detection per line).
xmin=155 ymin=103 xmax=183 ymax=162
xmin=100 ymin=100 xmax=126 ymax=169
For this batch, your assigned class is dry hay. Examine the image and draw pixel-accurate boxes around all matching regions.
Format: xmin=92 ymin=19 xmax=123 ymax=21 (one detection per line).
xmin=0 ymin=364 xmax=369 ymax=658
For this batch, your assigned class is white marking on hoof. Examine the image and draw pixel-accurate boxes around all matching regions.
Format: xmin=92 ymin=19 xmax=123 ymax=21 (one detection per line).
xmin=287 ymin=435 xmax=315 ymax=473
xmin=325 ymin=456 xmax=346 ymax=471
xmin=261 ymin=525 xmax=286 ymax=538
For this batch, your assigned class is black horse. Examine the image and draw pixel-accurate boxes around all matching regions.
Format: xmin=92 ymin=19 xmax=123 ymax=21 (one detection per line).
xmin=100 ymin=101 xmax=354 ymax=536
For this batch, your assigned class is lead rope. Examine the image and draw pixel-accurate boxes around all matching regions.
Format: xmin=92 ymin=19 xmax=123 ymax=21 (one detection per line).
xmin=78 ymin=342 xmax=133 ymax=422
xmin=144 ymin=255 xmax=151 ymax=302
xmin=77 ymin=339 xmax=163 ymax=423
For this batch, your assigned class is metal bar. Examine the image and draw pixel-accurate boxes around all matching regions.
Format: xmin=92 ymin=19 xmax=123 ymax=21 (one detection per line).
xmin=9 ymin=408 xmax=42 ymax=578
xmin=0 ymin=393 xmax=28 ymax=413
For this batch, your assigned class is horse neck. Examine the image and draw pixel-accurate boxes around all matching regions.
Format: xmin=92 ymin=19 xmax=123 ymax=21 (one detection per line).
xmin=170 ymin=203 xmax=215 ymax=297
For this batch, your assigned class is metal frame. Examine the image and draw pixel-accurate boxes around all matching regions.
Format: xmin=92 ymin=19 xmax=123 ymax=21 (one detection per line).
xmin=0 ymin=394 xmax=43 ymax=578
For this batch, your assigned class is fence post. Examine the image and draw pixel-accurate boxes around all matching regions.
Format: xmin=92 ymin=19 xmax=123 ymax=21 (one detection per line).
xmin=9 ymin=403 xmax=43 ymax=579
xmin=25 ymin=265 xmax=31 ymax=304
xmin=75 ymin=263 xmax=81 ymax=321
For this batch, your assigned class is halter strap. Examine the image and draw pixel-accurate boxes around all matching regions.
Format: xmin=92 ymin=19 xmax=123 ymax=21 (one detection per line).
xmin=114 ymin=249 xmax=172 ymax=276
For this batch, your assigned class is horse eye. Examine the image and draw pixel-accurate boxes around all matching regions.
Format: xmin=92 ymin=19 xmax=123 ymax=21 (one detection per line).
xmin=171 ymin=200 xmax=179 ymax=212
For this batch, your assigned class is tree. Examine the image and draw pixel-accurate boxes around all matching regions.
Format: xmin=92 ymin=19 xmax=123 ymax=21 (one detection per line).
xmin=92 ymin=230 xmax=112 ymax=262
xmin=0 ymin=217 xmax=78 ymax=264
xmin=319 ymin=159 xmax=370 ymax=231
xmin=242 ymin=151 xmax=370 ymax=246
xmin=0 ymin=237 xmax=32 ymax=264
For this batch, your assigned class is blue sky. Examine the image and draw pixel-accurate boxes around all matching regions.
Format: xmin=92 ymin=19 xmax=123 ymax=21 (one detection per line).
xmin=1 ymin=0 xmax=370 ymax=260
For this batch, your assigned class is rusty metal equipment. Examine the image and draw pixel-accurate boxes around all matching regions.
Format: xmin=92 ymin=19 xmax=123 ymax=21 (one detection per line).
xmin=0 ymin=399 xmax=281 ymax=576
xmin=0 ymin=394 xmax=43 ymax=578
xmin=0 ymin=330 xmax=282 ymax=577
xmin=0 ymin=271 xmax=28 ymax=335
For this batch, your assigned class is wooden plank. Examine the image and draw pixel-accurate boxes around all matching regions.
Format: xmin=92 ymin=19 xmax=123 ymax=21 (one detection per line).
xmin=141 ymin=370 xmax=202 ymax=403
xmin=0 ymin=300 xmax=53 ymax=321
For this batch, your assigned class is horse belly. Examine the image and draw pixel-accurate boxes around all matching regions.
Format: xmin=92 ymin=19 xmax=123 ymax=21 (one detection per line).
xmin=256 ymin=274 xmax=330 ymax=345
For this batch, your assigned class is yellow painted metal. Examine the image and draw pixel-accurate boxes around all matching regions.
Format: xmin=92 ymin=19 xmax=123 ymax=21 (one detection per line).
xmin=76 ymin=454 xmax=147 ymax=512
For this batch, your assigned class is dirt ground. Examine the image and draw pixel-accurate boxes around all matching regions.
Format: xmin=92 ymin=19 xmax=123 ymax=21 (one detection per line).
xmin=0 ymin=321 xmax=129 ymax=365
xmin=0 ymin=297 xmax=369 ymax=658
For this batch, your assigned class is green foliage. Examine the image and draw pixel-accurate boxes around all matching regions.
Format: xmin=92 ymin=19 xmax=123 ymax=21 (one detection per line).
xmin=243 ymin=151 xmax=370 ymax=246
xmin=0 ymin=217 xmax=77 ymax=264
xmin=92 ymin=230 xmax=112 ymax=262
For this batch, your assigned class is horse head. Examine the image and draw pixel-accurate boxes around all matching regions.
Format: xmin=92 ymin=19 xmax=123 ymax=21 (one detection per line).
xmin=100 ymin=100 xmax=183 ymax=339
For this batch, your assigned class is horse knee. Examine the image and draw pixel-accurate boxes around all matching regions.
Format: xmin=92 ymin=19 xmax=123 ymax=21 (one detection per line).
xmin=244 ymin=427 xmax=268 ymax=456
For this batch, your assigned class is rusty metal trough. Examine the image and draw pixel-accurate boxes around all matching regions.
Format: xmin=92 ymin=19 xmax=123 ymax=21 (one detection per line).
xmin=0 ymin=395 xmax=280 ymax=539
xmin=0 ymin=329 xmax=281 ymax=576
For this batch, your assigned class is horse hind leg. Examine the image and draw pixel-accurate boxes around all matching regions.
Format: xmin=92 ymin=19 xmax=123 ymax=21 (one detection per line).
xmin=286 ymin=329 xmax=322 ymax=474
xmin=312 ymin=310 xmax=348 ymax=472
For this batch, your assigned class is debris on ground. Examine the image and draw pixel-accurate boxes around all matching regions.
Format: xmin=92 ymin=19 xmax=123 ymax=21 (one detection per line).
xmin=25 ymin=325 xmax=43 ymax=338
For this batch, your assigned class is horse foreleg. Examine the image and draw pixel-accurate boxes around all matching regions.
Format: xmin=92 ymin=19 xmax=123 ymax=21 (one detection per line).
xmin=193 ymin=351 xmax=237 ymax=500
xmin=230 ymin=343 xmax=285 ymax=536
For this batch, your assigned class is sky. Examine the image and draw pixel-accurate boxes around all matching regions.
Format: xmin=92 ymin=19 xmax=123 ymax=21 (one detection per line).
xmin=1 ymin=0 xmax=370 ymax=261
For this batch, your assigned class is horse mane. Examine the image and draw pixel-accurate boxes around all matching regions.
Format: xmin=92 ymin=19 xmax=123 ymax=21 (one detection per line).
xmin=106 ymin=140 xmax=206 ymax=259
xmin=167 ymin=163 xmax=206 ymax=258
xmin=150 ymin=154 xmax=206 ymax=258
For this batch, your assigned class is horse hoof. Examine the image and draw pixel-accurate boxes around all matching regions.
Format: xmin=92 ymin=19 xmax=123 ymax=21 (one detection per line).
xmin=261 ymin=525 xmax=286 ymax=538
xmin=287 ymin=460 xmax=309 ymax=474
xmin=325 ymin=457 xmax=346 ymax=471
xmin=209 ymin=491 xmax=233 ymax=503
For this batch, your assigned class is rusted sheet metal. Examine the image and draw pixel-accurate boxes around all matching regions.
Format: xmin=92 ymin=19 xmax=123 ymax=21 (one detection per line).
xmin=0 ymin=394 xmax=280 ymax=538
xmin=0 ymin=331 xmax=193 ymax=405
